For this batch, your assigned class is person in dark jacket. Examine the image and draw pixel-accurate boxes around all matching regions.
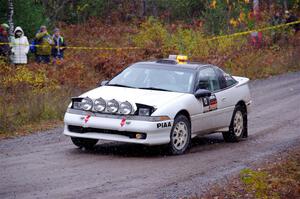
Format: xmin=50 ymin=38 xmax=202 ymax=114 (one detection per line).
xmin=285 ymin=11 xmax=300 ymax=33
xmin=270 ymin=11 xmax=284 ymax=43
xmin=0 ymin=24 xmax=10 ymax=61
xmin=51 ymin=28 xmax=66 ymax=63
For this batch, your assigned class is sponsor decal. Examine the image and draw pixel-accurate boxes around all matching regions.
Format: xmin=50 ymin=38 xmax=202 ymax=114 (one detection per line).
xmin=202 ymin=97 xmax=209 ymax=106
xmin=157 ymin=122 xmax=172 ymax=128
xmin=120 ymin=118 xmax=126 ymax=127
xmin=84 ymin=114 xmax=91 ymax=123
xmin=209 ymin=95 xmax=218 ymax=110
xmin=203 ymin=94 xmax=218 ymax=112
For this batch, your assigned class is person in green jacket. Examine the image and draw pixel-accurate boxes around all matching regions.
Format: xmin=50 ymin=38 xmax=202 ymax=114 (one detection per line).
xmin=35 ymin=25 xmax=54 ymax=63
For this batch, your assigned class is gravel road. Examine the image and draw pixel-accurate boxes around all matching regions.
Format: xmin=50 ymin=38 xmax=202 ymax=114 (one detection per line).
xmin=1 ymin=72 xmax=300 ymax=199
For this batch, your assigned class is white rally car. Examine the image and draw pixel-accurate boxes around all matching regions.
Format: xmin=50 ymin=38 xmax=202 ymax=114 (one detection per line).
xmin=63 ymin=56 xmax=251 ymax=155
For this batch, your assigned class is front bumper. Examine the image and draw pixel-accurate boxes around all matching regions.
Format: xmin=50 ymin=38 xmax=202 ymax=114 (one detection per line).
xmin=63 ymin=109 xmax=173 ymax=145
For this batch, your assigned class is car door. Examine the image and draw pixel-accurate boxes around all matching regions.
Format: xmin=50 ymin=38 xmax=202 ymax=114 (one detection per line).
xmin=192 ymin=67 xmax=225 ymax=134
xmin=212 ymin=67 xmax=240 ymax=127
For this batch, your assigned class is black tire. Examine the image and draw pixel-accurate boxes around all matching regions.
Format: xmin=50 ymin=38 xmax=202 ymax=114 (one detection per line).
xmin=168 ymin=115 xmax=191 ymax=155
xmin=223 ymin=105 xmax=247 ymax=142
xmin=71 ymin=137 xmax=98 ymax=149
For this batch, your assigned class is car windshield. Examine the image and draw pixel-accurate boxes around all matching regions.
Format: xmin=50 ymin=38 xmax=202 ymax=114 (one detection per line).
xmin=108 ymin=64 xmax=196 ymax=93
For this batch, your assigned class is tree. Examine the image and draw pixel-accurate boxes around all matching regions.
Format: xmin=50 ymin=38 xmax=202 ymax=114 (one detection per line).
xmin=37 ymin=0 xmax=72 ymax=22
xmin=8 ymin=0 xmax=14 ymax=38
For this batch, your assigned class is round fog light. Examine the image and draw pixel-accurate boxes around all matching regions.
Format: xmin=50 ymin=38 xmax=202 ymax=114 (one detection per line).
xmin=94 ymin=98 xmax=106 ymax=112
xmin=120 ymin=101 xmax=133 ymax=115
xmin=107 ymin=99 xmax=119 ymax=113
xmin=136 ymin=133 xmax=143 ymax=139
xmin=81 ymin=97 xmax=93 ymax=111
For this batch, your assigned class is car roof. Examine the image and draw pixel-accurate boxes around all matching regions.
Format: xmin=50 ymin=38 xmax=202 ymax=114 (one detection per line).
xmin=133 ymin=60 xmax=211 ymax=70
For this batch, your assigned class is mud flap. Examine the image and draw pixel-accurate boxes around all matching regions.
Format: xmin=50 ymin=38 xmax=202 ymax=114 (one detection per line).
xmin=242 ymin=113 xmax=248 ymax=138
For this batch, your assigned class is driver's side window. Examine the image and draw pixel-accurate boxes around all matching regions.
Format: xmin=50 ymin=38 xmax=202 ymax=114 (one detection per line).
xmin=197 ymin=67 xmax=220 ymax=92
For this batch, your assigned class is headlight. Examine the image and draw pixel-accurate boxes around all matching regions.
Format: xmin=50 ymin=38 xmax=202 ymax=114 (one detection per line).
xmin=81 ymin=97 xmax=93 ymax=111
xmin=94 ymin=98 xmax=106 ymax=112
xmin=138 ymin=108 xmax=151 ymax=116
xmin=119 ymin=101 xmax=132 ymax=115
xmin=106 ymin=99 xmax=119 ymax=113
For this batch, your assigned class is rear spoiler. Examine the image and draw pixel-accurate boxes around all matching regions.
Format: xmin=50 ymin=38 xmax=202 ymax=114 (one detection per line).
xmin=233 ymin=76 xmax=250 ymax=87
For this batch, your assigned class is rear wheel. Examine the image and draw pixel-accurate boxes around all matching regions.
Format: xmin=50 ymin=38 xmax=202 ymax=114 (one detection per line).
xmin=71 ymin=137 xmax=98 ymax=149
xmin=223 ymin=105 xmax=247 ymax=142
xmin=168 ymin=115 xmax=191 ymax=155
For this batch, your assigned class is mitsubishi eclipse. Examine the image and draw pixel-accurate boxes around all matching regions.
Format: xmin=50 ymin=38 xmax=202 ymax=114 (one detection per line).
xmin=63 ymin=55 xmax=251 ymax=155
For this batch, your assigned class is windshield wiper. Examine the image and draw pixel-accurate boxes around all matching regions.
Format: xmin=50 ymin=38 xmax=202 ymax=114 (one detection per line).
xmin=138 ymin=87 xmax=172 ymax=92
xmin=106 ymin=84 xmax=136 ymax=88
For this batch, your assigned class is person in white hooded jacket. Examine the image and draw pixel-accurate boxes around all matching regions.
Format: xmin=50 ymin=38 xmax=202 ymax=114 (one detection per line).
xmin=11 ymin=26 xmax=29 ymax=64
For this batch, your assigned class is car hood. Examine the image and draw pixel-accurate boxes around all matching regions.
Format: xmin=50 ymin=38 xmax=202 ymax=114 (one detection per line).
xmin=80 ymin=86 xmax=185 ymax=108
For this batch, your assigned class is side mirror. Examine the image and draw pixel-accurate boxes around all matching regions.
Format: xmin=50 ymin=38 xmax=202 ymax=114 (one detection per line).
xmin=98 ymin=80 xmax=109 ymax=87
xmin=194 ymin=89 xmax=211 ymax=99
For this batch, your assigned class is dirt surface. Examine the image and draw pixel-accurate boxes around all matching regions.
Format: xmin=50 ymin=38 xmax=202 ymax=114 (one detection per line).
xmin=1 ymin=72 xmax=300 ymax=199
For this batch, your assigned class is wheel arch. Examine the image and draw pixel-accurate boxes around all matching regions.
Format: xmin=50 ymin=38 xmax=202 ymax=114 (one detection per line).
xmin=175 ymin=110 xmax=191 ymax=124
xmin=236 ymin=100 xmax=247 ymax=113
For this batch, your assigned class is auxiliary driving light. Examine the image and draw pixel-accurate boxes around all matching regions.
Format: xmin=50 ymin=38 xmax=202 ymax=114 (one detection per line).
xmin=81 ymin=97 xmax=93 ymax=111
xmin=119 ymin=101 xmax=133 ymax=115
xmin=94 ymin=98 xmax=106 ymax=112
xmin=106 ymin=99 xmax=119 ymax=113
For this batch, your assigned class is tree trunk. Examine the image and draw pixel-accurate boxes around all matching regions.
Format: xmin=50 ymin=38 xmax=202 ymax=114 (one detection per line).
xmin=8 ymin=0 xmax=14 ymax=38
xmin=253 ymin=0 xmax=259 ymax=12
xmin=140 ymin=0 xmax=146 ymax=17
xmin=151 ymin=0 xmax=157 ymax=17
xmin=283 ymin=0 xmax=288 ymax=11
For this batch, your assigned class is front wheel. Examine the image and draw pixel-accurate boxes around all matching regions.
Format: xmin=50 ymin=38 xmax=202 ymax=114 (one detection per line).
xmin=168 ymin=115 xmax=191 ymax=155
xmin=223 ymin=105 xmax=247 ymax=142
xmin=71 ymin=137 xmax=98 ymax=149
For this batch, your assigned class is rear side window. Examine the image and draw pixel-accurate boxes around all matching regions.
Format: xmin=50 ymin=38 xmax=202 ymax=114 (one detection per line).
xmin=224 ymin=73 xmax=237 ymax=87
xmin=214 ymin=67 xmax=237 ymax=89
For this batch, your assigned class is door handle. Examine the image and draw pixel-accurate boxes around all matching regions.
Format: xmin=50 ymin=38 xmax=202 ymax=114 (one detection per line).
xmin=221 ymin=97 xmax=226 ymax=101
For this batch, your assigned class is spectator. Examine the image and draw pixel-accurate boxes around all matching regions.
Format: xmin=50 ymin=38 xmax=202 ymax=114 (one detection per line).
xmin=35 ymin=25 xmax=53 ymax=64
xmin=270 ymin=11 xmax=284 ymax=43
xmin=11 ymin=26 xmax=29 ymax=64
xmin=52 ymin=28 xmax=66 ymax=63
xmin=0 ymin=24 xmax=10 ymax=61
xmin=284 ymin=11 xmax=299 ymax=33
xmin=250 ymin=31 xmax=263 ymax=48
xmin=1 ymin=23 xmax=9 ymax=29
xmin=248 ymin=10 xmax=263 ymax=48
xmin=271 ymin=11 xmax=284 ymax=26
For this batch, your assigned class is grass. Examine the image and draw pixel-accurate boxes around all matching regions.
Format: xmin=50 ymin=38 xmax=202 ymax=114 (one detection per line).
xmin=199 ymin=146 xmax=300 ymax=199
xmin=0 ymin=84 xmax=71 ymax=138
